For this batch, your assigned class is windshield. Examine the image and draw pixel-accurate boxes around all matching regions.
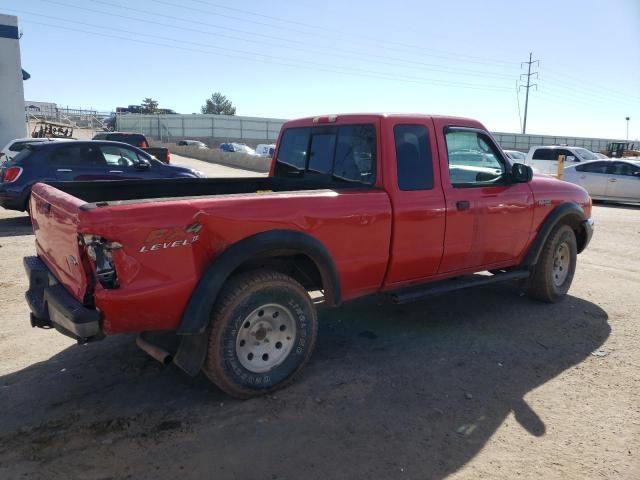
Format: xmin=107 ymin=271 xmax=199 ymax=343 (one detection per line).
xmin=573 ymin=148 xmax=599 ymax=160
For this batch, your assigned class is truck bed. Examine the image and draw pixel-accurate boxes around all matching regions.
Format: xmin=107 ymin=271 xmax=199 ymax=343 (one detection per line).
xmin=39 ymin=176 xmax=351 ymax=207
xmin=29 ymin=175 xmax=392 ymax=334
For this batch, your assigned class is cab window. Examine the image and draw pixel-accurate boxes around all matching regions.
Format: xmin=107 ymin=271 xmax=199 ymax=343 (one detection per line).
xmin=445 ymin=129 xmax=506 ymax=187
xmin=275 ymin=124 xmax=376 ymax=185
xmin=394 ymin=124 xmax=433 ymax=190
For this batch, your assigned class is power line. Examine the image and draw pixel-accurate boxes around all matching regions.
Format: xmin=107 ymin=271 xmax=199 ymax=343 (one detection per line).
xmin=519 ymin=52 xmax=539 ymax=134
xmin=178 ymin=0 xmax=518 ymax=66
xmin=91 ymin=0 xmax=516 ymax=68
xmin=13 ymin=13 xmax=512 ymax=91
xmin=16 ymin=18 xmax=513 ymax=93
xmin=540 ymin=73 xmax=640 ymax=105
xmin=515 ymin=81 xmax=523 ymax=133
xmin=543 ymin=68 xmax=640 ymax=103
xmin=32 ymin=1 xmax=518 ymax=80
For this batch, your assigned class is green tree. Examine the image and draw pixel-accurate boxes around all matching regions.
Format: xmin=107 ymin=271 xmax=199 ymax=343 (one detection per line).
xmin=200 ymin=92 xmax=236 ymax=115
xmin=141 ymin=97 xmax=159 ymax=114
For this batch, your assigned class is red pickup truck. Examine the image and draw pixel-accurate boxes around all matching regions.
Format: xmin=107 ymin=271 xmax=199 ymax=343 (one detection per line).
xmin=24 ymin=114 xmax=594 ymax=398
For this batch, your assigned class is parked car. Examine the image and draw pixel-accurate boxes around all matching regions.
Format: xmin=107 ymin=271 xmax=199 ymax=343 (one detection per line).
xmin=1 ymin=137 xmax=75 ymax=163
xmin=503 ymin=149 xmax=526 ymax=162
xmin=23 ymin=113 xmax=593 ymax=398
xmin=255 ymin=143 xmax=276 ymax=157
xmin=525 ymin=146 xmax=600 ymax=175
xmin=563 ymin=159 xmax=640 ymax=203
xmin=0 ymin=140 xmax=203 ymax=211
xmin=92 ymin=132 xmax=171 ymax=163
xmin=219 ymin=142 xmax=258 ymax=155
xmin=177 ymin=140 xmax=208 ymax=149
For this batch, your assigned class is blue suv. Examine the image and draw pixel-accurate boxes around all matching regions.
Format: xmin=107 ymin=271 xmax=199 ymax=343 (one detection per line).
xmin=0 ymin=140 xmax=203 ymax=211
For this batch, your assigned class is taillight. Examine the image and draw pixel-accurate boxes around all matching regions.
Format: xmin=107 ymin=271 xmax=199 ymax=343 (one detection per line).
xmin=81 ymin=234 xmax=122 ymax=289
xmin=2 ymin=166 xmax=23 ymax=183
xmin=166 ymin=151 xmax=171 ymax=163
xmin=138 ymin=141 xmax=146 ymax=148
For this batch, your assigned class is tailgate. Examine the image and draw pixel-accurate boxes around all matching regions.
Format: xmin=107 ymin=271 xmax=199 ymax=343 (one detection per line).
xmin=29 ymin=183 xmax=90 ymax=302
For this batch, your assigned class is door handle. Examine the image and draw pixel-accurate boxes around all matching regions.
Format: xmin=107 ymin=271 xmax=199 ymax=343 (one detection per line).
xmin=609 ymin=178 xmax=617 ymax=182
xmin=580 ymin=175 xmax=586 ymax=179
xmin=456 ymin=200 xmax=470 ymax=210
xmin=109 ymin=170 xmax=123 ymax=173
xmin=56 ymin=168 xmax=72 ymax=172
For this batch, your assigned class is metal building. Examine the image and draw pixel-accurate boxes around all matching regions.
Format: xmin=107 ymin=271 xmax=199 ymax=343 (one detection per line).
xmin=0 ymin=14 xmax=27 ymax=147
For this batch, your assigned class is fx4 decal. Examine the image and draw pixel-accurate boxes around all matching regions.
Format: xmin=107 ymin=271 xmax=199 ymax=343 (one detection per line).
xmin=139 ymin=223 xmax=202 ymax=253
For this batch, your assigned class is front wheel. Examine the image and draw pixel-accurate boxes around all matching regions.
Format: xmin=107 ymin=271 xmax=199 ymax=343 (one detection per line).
xmin=203 ymin=269 xmax=318 ymax=398
xmin=525 ymin=224 xmax=577 ymax=303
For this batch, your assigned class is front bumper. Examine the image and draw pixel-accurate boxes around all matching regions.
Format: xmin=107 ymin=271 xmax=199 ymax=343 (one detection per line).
xmin=24 ymin=256 xmax=101 ymax=341
xmin=580 ymin=218 xmax=595 ymax=252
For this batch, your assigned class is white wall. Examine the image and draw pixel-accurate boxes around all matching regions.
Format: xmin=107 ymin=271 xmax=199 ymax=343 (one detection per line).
xmin=117 ymin=114 xmax=287 ymax=143
xmin=0 ymin=14 xmax=26 ymax=146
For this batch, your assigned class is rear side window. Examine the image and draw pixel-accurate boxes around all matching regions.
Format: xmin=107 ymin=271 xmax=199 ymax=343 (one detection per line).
xmin=9 ymin=141 xmax=30 ymax=152
xmin=277 ymin=128 xmax=310 ymax=170
xmin=532 ymin=148 xmax=555 ymax=160
xmin=308 ymin=134 xmax=336 ymax=173
xmin=394 ymin=125 xmax=433 ymax=190
xmin=275 ymin=125 xmax=376 ymax=185
xmin=50 ymin=145 xmax=106 ymax=167
xmin=533 ymin=148 xmax=573 ymax=161
xmin=8 ymin=147 xmax=33 ymax=164
xmin=607 ymin=161 xmax=639 ymax=176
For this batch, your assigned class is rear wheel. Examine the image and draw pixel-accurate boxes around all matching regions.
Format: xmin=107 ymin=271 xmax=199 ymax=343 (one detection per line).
xmin=525 ymin=225 xmax=577 ymax=303
xmin=203 ymin=269 xmax=318 ymax=398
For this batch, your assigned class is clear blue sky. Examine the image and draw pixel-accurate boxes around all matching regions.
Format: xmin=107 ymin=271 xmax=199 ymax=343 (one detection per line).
xmin=5 ymin=0 xmax=640 ymax=139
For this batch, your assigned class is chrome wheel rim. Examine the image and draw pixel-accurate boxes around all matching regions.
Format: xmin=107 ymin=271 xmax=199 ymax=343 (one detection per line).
xmin=552 ymin=242 xmax=570 ymax=286
xmin=235 ymin=303 xmax=297 ymax=373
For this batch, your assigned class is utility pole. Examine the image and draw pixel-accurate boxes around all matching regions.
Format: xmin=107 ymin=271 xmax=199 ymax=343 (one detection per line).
xmin=626 ymin=116 xmax=630 ymax=140
xmin=519 ymin=52 xmax=539 ymax=134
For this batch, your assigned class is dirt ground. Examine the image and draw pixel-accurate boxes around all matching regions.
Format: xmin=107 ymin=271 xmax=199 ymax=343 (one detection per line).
xmin=0 ymin=163 xmax=638 ymax=479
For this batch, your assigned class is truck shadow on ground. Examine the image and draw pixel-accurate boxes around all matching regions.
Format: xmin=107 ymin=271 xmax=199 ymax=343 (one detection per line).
xmin=0 ymin=214 xmax=32 ymax=238
xmin=0 ymin=283 xmax=609 ymax=480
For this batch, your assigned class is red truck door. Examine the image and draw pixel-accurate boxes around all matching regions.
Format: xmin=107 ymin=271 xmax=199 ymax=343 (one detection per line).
xmin=382 ymin=117 xmax=447 ymax=285
xmin=433 ymin=120 xmax=534 ymax=273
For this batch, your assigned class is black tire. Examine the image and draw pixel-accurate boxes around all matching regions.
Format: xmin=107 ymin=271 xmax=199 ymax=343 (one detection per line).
xmin=203 ymin=269 xmax=318 ymax=399
xmin=525 ymin=225 xmax=577 ymax=303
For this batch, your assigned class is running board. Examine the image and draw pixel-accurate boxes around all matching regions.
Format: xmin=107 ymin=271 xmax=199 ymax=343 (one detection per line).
xmin=388 ymin=270 xmax=530 ymax=304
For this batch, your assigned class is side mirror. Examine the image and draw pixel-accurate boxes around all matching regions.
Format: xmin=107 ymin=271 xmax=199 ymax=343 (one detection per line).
xmin=566 ymin=155 xmax=577 ymax=162
xmin=135 ymin=161 xmax=151 ymax=170
xmin=511 ymin=163 xmax=533 ymax=183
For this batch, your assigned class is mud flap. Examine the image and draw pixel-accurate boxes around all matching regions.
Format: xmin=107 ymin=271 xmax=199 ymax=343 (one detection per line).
xmin=173 ymin=332 xmax=209 ymax=376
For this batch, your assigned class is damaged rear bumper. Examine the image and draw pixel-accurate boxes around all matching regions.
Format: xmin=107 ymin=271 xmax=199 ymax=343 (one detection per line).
xmin=24 ymin=256 xmax=101 ymax=341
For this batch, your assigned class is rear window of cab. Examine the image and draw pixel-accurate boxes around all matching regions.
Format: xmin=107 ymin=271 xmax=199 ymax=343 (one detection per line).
xmin=275 ymin=125 xmax=376 ymax=185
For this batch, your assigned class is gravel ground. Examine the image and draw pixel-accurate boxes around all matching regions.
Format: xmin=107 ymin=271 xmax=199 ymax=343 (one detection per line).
xmin=0 ymin=176 xmax=638 ymax=479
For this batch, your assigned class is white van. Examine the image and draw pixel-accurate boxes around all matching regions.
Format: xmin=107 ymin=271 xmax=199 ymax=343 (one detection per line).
xmin=525 ymin=146 xmax=600 ymax=175
xmin=255 ymin=144 xmax=276 ymax=157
